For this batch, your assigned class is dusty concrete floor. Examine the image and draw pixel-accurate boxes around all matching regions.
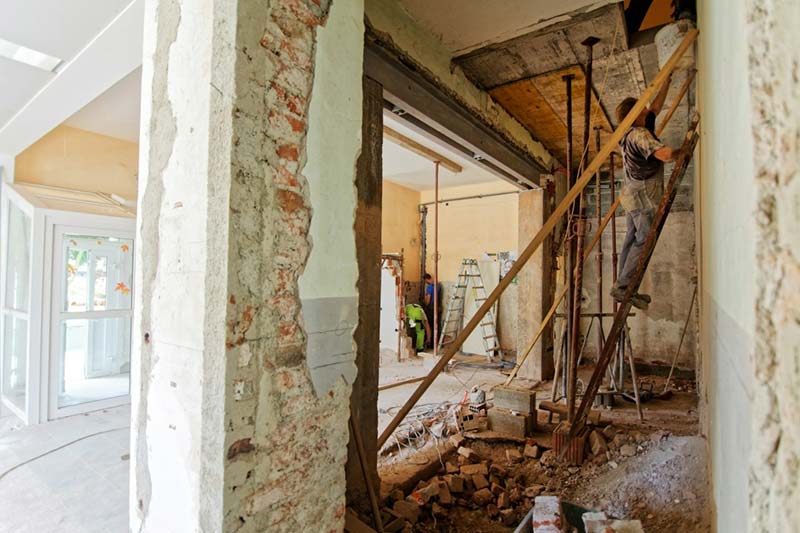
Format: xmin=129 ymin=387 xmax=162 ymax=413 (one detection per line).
xmin=376 ymin=358 xmax=709 ymax=532
xmin=0 ymin=405 xmax=129 ymax=532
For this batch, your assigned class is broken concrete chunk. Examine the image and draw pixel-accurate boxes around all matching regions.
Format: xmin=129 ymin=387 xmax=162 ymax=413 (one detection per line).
xmin=449 ymin=433 xmax=465 ymax=449
xmin=460 ymin=462 xmax=488 ymax=476
xmin=619 ymin=444 xmax=637 ymax=457
xmin=411 ymin=482 xmax=440 ymax=504
xmin=524 ymin=484 xmax=545 ymax=498
xmin=589 ymin=430 xmax=608 ymax=455
xmin=497 ymin=491 xmax=510 ymax=509
xmin=524 ymin=443 xmax=540 ymax=458
xmin=506 ymin=448 xmax=523 ymax=463
xmin=472 ymin=473 xmax=489 ymax=490
xmin=392 ymin=500 xmax=421 ymax=524
xmin=472 ymin=488 xmax=494 ymax=506
xmin=489 ymin=463 xmax=508 ymax=478
xmin=457 ymin=446 xmax=480 ymax=463
xmin=611 ymin=433 xmax=629 ymax=449
xmin=539 ymin=449 xmax=557 ymax=467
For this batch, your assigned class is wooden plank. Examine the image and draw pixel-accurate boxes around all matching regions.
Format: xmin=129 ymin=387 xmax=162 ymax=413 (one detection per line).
xmin=538 ymin=401 xmax=601 ymax=424
xmin=375 ymin=29 xmax=698 ymax=450
xmin=383 ymin=126 xmax=462 ymax=173
xmin=491 ymin=65 xmax=615 ymax=169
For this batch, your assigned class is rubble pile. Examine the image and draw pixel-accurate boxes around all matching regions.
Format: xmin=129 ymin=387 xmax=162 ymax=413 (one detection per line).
xmin=378 ymin=424 xmax=667 ymax=531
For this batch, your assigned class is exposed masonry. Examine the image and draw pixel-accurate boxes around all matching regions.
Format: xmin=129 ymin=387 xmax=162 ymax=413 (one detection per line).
xmin=220 ymin=1 xmax=356 ymax=532
xmin=747 ymin=0 xmax=800 ymax=530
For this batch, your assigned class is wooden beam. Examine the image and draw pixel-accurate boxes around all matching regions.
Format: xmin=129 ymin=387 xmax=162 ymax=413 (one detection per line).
xmin=376 ymin=28 xmax=698 ymax=450
xmin=383 ymin=126 xmax=463 ymax=173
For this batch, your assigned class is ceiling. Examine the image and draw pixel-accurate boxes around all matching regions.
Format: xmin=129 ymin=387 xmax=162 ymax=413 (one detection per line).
xmin=0 ymin=0 xmax=132 ymax=132
xmin=383 ymin=113 xmax=504 ymax=191
xmin=65 ymin=67 xmax=141 ymax=142
xmin=396 ymin=0 xmax=616 ymax=55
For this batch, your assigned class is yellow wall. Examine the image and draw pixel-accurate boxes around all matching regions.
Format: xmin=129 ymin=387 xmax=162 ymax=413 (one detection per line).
xmin=14 ymin=125 xmax=138 ymax=200
xmin=381 ymin=179 xmax=422 ymax=281
xmin=420 ymin=181 xmax=519 ymax=280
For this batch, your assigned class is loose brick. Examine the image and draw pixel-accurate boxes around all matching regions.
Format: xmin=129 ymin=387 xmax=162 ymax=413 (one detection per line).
xmin=506 ymin=448 xmax=523 ymax=464
xmin=445 ymin=475 xmax=464 ymax=493
xmin=472 ymin=488 xmax=494 ymax=506
xmin=460 ymin=462 xmax=488 ymax=476
xmin=392 ymin=500 xmax=421 ymax=524
xmin=524 ymin=443 xmax=540 ymax=458
xmin=457 ymin=446 xmax=480 ymax=463
xmin=472 ymin=473 xmax=489 ymax=490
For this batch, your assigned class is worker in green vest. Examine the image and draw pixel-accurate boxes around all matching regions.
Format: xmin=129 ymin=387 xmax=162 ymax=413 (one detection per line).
xmin=405 ymin=303 xmax=431 ymax=352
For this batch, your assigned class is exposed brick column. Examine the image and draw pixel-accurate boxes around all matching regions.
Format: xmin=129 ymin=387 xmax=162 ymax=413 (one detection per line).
xmin=132 ymin=1 xmax=362 ymax=531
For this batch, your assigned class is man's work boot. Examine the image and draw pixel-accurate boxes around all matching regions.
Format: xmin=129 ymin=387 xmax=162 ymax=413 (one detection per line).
xmin=610 ymin=285 xmax=649 ymax=310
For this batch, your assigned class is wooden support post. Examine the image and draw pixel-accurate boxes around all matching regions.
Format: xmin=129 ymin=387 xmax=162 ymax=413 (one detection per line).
xmin=376 ymin=29 xmax=698 ymax=449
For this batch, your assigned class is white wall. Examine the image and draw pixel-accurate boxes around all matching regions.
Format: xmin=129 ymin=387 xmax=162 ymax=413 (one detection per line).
xmin=697 ymin=1 xmax=757 ymax=530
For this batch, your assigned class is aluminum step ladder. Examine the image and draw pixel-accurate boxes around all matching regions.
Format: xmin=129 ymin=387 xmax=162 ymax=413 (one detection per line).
xmin=438 ymin=258 xmax=501 ymax=360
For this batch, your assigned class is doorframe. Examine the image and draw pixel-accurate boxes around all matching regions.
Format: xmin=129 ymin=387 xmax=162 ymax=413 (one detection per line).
xmin=42 ymin=212 xmax=135 ymax=421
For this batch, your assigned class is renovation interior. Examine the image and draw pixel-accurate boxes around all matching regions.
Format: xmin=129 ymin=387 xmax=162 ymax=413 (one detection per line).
xmin=0 ymin=0 xmax=797 ymax=532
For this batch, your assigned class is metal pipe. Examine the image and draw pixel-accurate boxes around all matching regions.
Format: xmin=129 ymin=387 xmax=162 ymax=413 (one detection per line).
xmin=568 ymin=36 xmax=599 ymax=422
xmin=433 ymin=161 xmax=440 ymax=357
xmin=594 ymin=127 xmax=605 ymax=362
xmin=562 ymin=73 xmax=576 ymax=403
xmin=419 ymin=205 xmax=428 ymax=303
xmin=398 ymin=250 xmax=404 ymax=362
xmin=420 ymin=189 xmax=521 ymax=207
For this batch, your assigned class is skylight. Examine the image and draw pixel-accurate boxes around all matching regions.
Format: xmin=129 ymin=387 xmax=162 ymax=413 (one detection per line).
xmin=0 ymin=38 xmax=62 ymax=72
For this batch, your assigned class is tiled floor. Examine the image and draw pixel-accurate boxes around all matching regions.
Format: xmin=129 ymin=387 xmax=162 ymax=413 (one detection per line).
xmin=0 ymin=404 xmax=130 ymax=533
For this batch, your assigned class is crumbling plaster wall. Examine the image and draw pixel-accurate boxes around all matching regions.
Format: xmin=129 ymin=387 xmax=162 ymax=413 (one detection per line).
xmin=744 ymin=0 xmax=800 ymax=530
xmin=131 ymin=0 xmax=363 ymax=531
xmin=364 ymin=0 xmax=558 ymax=173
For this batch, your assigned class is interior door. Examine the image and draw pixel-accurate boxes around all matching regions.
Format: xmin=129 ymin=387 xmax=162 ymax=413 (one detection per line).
xmin=51 ymin=228 xmax=134 ymax=417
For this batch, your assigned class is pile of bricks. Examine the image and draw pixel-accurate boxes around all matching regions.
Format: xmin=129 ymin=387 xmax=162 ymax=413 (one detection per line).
xmin=377 ymin=436 xmax=547 ymax=530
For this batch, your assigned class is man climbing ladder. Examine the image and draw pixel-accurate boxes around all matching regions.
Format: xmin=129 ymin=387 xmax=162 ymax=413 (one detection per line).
xmin=611 ymin=85 xmax=684 ymax=310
